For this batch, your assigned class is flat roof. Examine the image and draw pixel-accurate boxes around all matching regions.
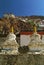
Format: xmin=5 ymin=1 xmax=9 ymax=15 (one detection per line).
xmin=20 ymin=32 xmax=44 ymax=35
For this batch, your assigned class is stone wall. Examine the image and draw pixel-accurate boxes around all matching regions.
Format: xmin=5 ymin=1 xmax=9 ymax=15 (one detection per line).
xmin=0 ymin=54 xmax=44 ymax=65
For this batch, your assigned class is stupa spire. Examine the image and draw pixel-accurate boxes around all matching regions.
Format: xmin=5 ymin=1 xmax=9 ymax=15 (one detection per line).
xmin=33 ymin=24 xmax=37 ymax=33
xmin=10 ymin=26 xmax=14 ymax=33
xmin=11 ymin=26 xmax=14 ymax=33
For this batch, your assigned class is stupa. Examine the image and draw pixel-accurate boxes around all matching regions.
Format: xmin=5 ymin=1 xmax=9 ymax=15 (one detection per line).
xmin=2 ymin=26 xmax=19 ymax=55
xmin=28 ymin=25 xmax=44 ymax=51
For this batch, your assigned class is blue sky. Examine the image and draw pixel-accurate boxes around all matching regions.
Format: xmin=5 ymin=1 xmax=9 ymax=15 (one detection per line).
xmin=0 ymin=0 xmax=44 ymax=17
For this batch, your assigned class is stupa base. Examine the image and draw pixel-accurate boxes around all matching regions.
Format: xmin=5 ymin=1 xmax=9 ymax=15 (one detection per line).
xmin=28 ymin=43 xmax=44 ymax=51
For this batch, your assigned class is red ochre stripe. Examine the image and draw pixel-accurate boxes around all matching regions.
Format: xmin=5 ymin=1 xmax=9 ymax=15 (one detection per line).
xmin=20 ymin=32 xmax=44 ymax=35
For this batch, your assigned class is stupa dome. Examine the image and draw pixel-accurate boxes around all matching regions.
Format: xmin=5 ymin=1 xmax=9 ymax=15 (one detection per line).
xmin=30 ymin=32 xmax=41 ymax=43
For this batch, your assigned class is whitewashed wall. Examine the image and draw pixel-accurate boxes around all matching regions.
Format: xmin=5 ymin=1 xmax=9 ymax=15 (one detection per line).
xmin=20 ymin=35 xmax=30 ymax=46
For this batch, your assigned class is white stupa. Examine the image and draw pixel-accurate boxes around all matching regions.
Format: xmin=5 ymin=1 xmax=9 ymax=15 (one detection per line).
xmin=30 ymin=32 xmax=41 ymax=43
xmin=3 ymin=26 xmax=19 ymax=55
xmin=28 ymin=25 xmax=44 ymax=51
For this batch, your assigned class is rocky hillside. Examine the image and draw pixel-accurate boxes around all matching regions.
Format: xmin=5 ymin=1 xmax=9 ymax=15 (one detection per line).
xmin=0 ymin=14 xmax=44 ymax=35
